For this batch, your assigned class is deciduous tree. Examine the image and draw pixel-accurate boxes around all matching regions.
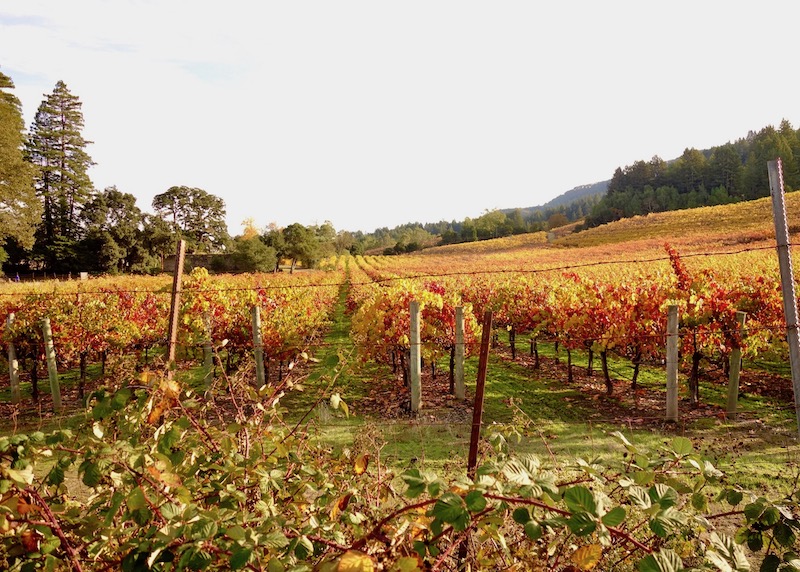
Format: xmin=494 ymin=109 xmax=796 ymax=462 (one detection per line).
xmin=152 ymin=186 xmax=230 ymax=253
xmin=79 ymin=186 xmax=147 ymax=272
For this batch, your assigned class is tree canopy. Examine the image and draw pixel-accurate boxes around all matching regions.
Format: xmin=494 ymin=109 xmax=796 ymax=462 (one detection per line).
xmin=0 ymin=70 xmax=40 ymax=262
xmin=152 ymin=186 xmax=230 ymax=254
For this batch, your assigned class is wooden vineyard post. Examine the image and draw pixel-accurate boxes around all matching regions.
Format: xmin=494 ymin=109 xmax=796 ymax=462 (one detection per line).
xmin=726 ymin=311 xmax=747 ymax=419
xmin=251 ymin=306 xmax=266 ymax=387
xmin=7 ymin=314 xmax=20 ymax=404
xmin=455 ymin=306 xmax=465 ymax=400
xmin=459 ymin=309 xmax=493 ymax=569
xmin=203 ymin=312 xmax=214 ymax=386
xmin=166 ymin=239 xmax=186 ymax=379
xmin=467 ymin=310 xmax=493 ymax=479
xmin=410 ymin=301 xmax=422 ymax=413
xmin=768 ymin=158 xmax=800 ymax=437
xmin=665 ymin=305 xmax=679 ymax=423
xmin=41 ymin=317 xmax=62 ymax=412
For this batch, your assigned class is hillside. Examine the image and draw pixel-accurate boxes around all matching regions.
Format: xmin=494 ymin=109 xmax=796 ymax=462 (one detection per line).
xmin=505 ymin=179 xmax=609 ymax=217
xmin=416 ymin=189 xmax=800 ymax=267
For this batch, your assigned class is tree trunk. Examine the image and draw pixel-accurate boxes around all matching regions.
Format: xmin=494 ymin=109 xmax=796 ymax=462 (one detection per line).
xmin=601 ymin=350 xmax=612 ymax=395
xmin=400 ymin=350 xmax=409 ymax=387
xmin=690 ymin=351 xmax=702 ymax=407
xmin=79 ymin=352 xmax=87 ymax=401
xmin=30 ymin=359 xmax=39 ymax=402
xmin=631 ymin=350 xmax=642 ymax=390
xmin=566 ymin=349 xmax=573 ymax=383
xmin=587 ymin=347 xmax=594 ymax=376
xmin=510 ymin=327 xmax=516 ymax=360
xmin=532 ymin=338 xmax=539 ymax=369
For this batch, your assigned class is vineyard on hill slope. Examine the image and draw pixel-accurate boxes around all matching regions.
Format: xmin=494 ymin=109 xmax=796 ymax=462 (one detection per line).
xmin=2 ymin=196 xmax=800 ymax=570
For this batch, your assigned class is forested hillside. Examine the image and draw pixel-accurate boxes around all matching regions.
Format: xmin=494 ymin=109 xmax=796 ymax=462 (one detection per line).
xmin=583 ymin=119 xmax=800 ymax=229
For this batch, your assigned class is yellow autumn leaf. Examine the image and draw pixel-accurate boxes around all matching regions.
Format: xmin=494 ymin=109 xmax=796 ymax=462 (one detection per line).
xmin=330 ymin=492 xmax=352 ymax=519
xmin=572 ymin=544 xmax=603 ymax=570
xmin=337 ymin=550 xmax=374 ymax=572
xmin=353 ymin=454 xmax=369 ymax=475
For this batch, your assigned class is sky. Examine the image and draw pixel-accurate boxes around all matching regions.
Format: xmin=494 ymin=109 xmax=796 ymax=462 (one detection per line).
xmin=1 ymin=1 xmax=800 ymax=236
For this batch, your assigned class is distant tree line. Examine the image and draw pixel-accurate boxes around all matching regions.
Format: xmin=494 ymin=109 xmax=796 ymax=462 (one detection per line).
xmin=582 ymin=119 xmax=800 ymax=229
xmin=14 ymin=70 xmax=786 ymax=272
xmin=0 ymin=73 xmax=364 ymax=276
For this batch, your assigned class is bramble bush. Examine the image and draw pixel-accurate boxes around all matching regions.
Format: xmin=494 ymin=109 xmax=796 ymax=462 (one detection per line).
xmin=1 ymin=356 xmax=799 ymax=571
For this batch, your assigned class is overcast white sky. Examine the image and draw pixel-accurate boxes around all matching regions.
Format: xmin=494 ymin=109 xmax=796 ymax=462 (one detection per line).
xmin=2 ymin=1 xmax=799 ymax=235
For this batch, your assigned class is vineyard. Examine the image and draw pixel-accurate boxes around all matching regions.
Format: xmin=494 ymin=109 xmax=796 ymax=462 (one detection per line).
xmin=2 ymin=193 xmax=800 ymax=570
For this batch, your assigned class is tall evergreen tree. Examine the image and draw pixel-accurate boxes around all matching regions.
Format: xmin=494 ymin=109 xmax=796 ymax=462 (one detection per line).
xmin=26 ymin=80 xmax=94 ymax=270
xmin=0 ymin=70 xmax=40 ymax=264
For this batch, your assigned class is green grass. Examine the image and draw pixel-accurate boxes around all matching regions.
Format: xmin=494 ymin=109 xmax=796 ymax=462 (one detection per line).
xmin=289 ymin=321 xmax=800 ymax=497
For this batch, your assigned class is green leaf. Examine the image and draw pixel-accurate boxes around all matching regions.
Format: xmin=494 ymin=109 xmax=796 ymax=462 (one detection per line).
xmin=761 ymin=507 xmax=781 ymax=527
xmin=629 ymin=486 xmax=652 ymax=509
xmin=263 ymin=530 xmax=289 ymax=549
xmin=395 ymin=556 xmax=423 ymax=571
xmin=758 ymin=554 xmax=780 ymax=572
xmin=502 ymin=459 xmax=533 ymax=486
xmin=649 ymin=507 xmax=687 ymax=538
xmin=127 ymin=487 xmax=147 ymax=511
xmin=707 ymin=532 xmax=751 ymax=572
xmin=745 ymin=530 xmax=763 ymax=552
xmin=512 ymin=507 xmax=531 ymax=524
xmin=104 ymin=492 xmax=125 ymax=526
xmin=774 ymin=522 xmax=796 ymax=547
xmin=160 ymin=502 xmax=182 ymax=521
xmin=637 ymin=548 xmax=684 ymax=571
xmin=601 ymin=506 xmax=626 ymax=527
xmin=567 ymin=512 xmax=597 ymax=536
xmin=432 ymin=492 xmax=469 ymax=530
xmin=226 ymin=525 xmax=246 ymax=541
xmin=188 ymin=549 xmax=213 ymax=570
xmin=670 ymin=436 xmax=693 ymax=456
xmin=725 ymin=489 xmax=744 ymax=506
xmin=523 ymin=521 xmax=542 ymax=540
xmin=5 ymin=466 xmax=34 ymax=486
xmin=744 ymin=501 xmax=765 ymax=522
xmin=632 ymin=470 xmax=656 ymax=486
xmin=46 ymin=464 xmax=65 ymax=486
xmin=648 ymin=484 xmax=678 ymax=509
xmin=80 ymin=460 xmax=102 ymax=488
xmin=403 ymin=469 xmax=426 ymax=498
xmin=111 ymin=388 xmax=132 ymax=410
xmin=465 ymin=490 xmax=487 ymax=513
xmin=691 ymin=492 xmax=708 ymax=512
xmin=230 ymin=547 xmax=251 ymax=570
xmin=293 ymin=535 xmax=314 ymax=560
xmin=564 ymin=486 xmax=598 ymax=516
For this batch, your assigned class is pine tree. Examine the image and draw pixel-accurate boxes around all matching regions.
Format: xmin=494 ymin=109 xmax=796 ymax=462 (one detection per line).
xmin=0 ymin=70 xmax=40 ymax=263
xmin=26 ymin=80 xmax=94 ymax=270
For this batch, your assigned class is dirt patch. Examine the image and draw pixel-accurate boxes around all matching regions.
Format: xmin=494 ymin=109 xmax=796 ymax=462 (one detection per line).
xmin=349 ymin=344 xmax=797 ymax=434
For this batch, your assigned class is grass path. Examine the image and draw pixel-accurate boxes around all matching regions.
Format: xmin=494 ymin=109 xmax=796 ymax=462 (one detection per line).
xmin=282 ymin=281 xmax=800 ymax=496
